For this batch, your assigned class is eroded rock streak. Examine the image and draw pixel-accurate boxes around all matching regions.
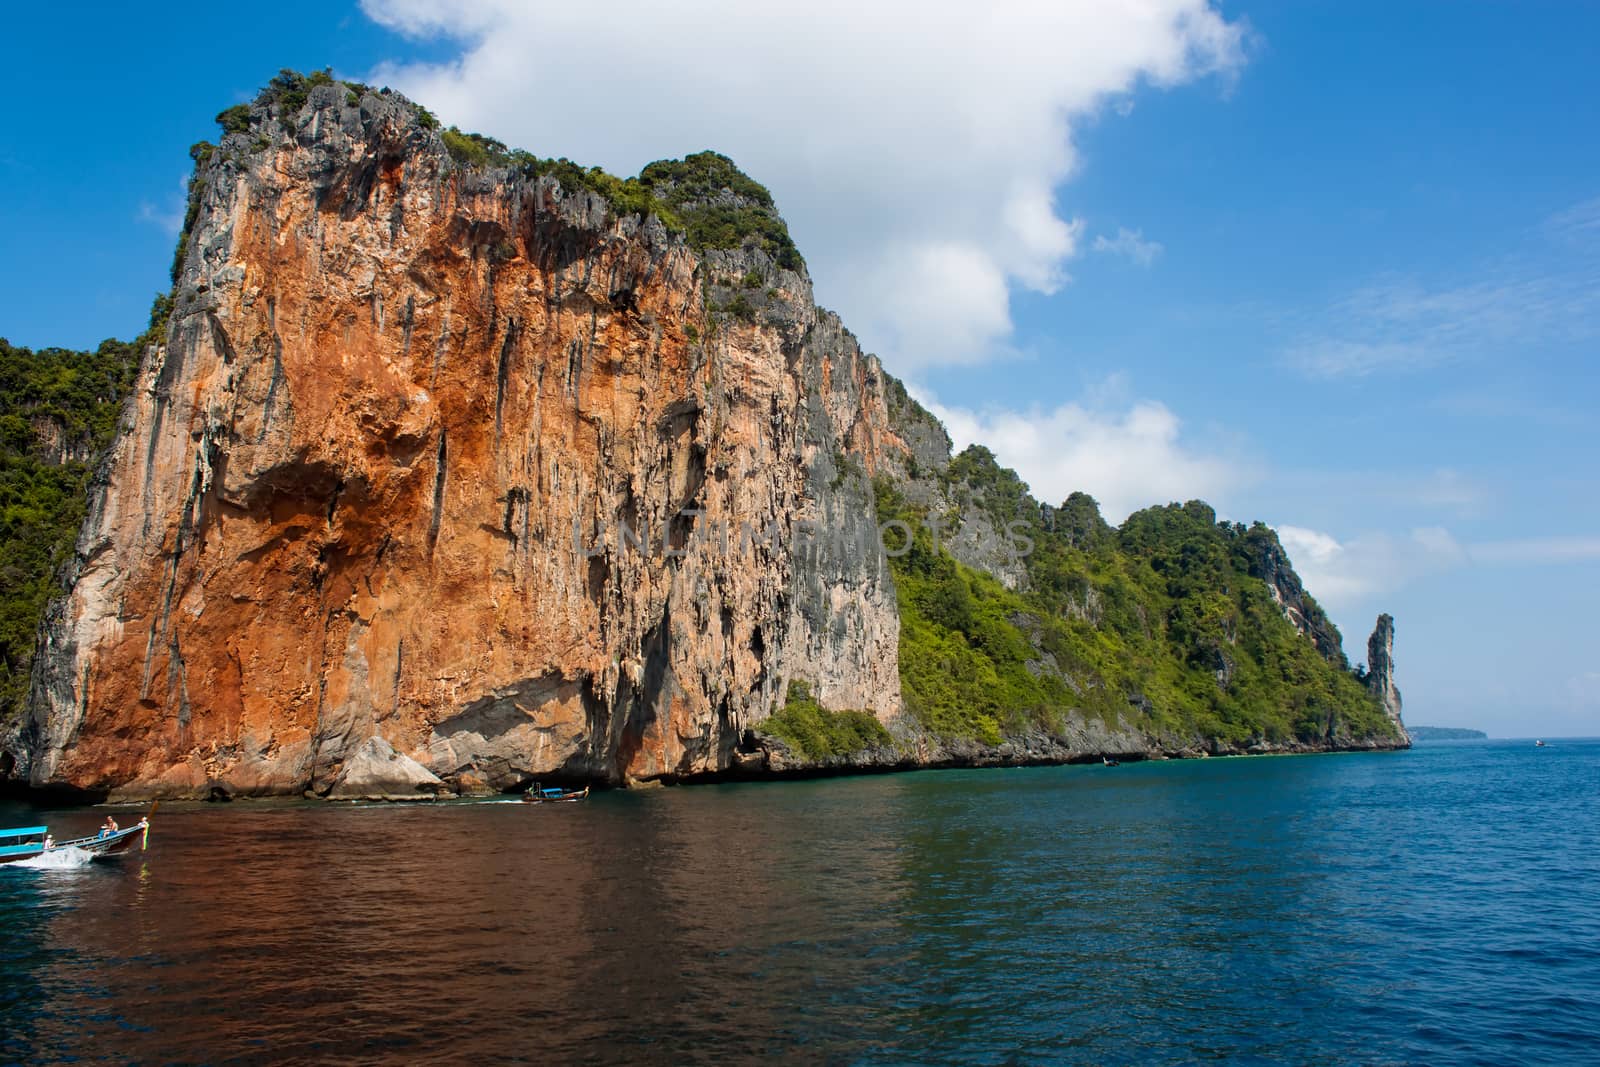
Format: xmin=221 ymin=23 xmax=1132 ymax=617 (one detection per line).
xmin=21 ymin=87 xmax=899 ymax=797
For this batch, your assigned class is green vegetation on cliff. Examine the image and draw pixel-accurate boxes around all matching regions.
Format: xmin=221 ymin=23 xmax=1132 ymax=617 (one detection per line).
xmin=437 ymin=126 xmax=802 ymax=267
xmin=211 ymin=71 xmax=802 ymax=276
xmin=0 ymin=304 xmax=157 ymax=722
xmin=437 ymin=127 xmax=672 ymax=224
xmin=878 ymin=447 xmax=1400 ymax=748
xmin=761 ymin=681 xmax=894 ymax=760
xmin=639 ymin=152 xmax=804 ymax=269
xmin=876 ymin=476 xmax=1068 ymax=743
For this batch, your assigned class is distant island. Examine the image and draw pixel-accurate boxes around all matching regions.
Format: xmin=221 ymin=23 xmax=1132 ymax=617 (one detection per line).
xmin=1408 ymin=726 xmax=1488 ymax=741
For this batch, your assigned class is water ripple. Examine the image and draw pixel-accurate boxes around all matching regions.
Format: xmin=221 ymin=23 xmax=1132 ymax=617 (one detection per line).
xmin=2 ymin=740 xmax=1598 ymax=1063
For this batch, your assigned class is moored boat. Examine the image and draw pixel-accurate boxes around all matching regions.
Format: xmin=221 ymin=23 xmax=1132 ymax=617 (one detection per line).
xmin=522 ymin=784 xmax=590 ymax=803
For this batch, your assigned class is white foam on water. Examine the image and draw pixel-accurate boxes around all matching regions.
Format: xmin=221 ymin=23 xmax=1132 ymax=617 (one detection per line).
xmin=7 ymin=845 xmax=96 ymax=870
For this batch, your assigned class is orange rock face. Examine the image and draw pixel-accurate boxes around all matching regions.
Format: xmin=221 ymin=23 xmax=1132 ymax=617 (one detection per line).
xmin=23 ymin=87 xmax=902 ymax=797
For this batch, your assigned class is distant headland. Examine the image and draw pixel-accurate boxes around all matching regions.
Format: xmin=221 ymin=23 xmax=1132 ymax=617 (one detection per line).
xmin=1407 ymin=726 xmax=1488 ymax=741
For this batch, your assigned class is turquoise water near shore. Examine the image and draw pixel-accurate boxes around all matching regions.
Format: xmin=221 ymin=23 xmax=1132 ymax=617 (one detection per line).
xmin=3 ymin=740 xmax=1598 ymax=1063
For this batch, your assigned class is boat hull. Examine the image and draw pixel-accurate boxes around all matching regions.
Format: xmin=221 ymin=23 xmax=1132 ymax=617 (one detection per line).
xmin=0 ymin=846 xmax=45 ymax=865
xmin=58 ymin=824 xmax=147 ymax=856
xmin=0 ymin=823 xmax=152 ymax=863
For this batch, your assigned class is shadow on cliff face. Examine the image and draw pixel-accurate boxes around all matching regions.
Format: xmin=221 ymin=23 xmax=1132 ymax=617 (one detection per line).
xmin=433 ymin=675 xmax=585 ymax=742
xmin=611 ymin=614 xmax=674 ymax=782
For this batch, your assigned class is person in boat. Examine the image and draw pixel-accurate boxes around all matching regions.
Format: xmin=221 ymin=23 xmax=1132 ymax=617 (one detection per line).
xmin=42 ymin=834 xmax=54 ymax=851
xmin=100 ymin=816 xmax=119 ymax=838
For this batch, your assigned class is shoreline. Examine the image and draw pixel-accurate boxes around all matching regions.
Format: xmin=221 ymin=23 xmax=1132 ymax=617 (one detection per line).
xmin=1 ymin=733 xmax=1411 ymax=809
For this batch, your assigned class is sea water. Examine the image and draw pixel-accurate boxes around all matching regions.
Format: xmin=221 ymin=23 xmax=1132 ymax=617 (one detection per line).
xmin=2 ymin=739 xmax=1597 ymax=1063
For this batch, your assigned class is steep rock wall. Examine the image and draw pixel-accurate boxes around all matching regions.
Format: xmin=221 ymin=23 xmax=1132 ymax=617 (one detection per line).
xmin=16 ymin=85 xmax=899 ymax=798
xmin=1365 ymin=613 xmax=1407 ymax=739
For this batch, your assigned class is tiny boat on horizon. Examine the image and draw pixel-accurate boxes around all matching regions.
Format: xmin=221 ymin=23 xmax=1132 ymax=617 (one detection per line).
xmin=521 ymin=784 xmax=590 ymax=803
xmin=0 ymin=819 xmax=151 ymax=865
xmin=1536 ymin=740 xmax=1547 ymax=747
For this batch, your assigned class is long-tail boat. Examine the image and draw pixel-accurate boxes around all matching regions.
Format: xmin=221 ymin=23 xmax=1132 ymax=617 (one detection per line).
xmin=0 ymin=825 xmax=49 ymax=864
xmin=0 ymin=819 xmax=151 ymax=864
xmin=521 ymin=784 xmax=590 ymax=803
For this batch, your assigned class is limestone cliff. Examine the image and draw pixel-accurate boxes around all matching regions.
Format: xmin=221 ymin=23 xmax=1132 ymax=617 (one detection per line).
xmin=2 ymin=72 xmax=1408 ymax=799
xmin=10 ymin=76 xmax=899 ymax=798
xmin=837 ymin=396 xmax=1409 ymax=766
xmin=1365 ymin=613 xmax=1407 ymax=740
xmin=1241 ymin=527 xmax=1348 ymax=666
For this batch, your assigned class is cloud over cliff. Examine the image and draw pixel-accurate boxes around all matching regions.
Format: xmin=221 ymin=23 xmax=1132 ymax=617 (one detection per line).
xmin=360 ymin=0 xmax=1244 ymax=370
xmin=922 ymin=385 xmax=1245 ymax=523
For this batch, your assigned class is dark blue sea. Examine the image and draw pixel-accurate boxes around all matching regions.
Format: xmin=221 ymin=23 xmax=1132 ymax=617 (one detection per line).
xmin=3 ymin=739 xmax=1597 ymax=1064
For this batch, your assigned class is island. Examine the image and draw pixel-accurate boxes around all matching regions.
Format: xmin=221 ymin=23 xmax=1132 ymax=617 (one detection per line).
xmin=0 ymin=70 xmax=1411 ymax=802
xmin=1407 ymin=726 xmax=1488 ymax=741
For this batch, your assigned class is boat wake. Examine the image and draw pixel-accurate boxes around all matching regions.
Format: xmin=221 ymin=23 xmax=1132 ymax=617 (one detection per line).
xmin=7 ymin=846 xmax=97 ymax=870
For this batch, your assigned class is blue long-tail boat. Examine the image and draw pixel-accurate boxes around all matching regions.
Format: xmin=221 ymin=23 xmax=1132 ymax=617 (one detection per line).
xmin=0 ymin=819 xmax=150 ymax=864
xmin=521 ymin=784 xmax=590 ymax=803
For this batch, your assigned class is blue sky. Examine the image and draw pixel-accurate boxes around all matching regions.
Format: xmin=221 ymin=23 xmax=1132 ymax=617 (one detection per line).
xmin=1 ymin=2 xmax=1596 ymax=736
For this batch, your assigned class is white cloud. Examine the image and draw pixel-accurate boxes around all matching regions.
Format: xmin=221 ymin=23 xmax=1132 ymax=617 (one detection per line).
xmin=1284 ymin=337 xmax=1437 ymax=379
xmin=1275 ymin=523 xmax=1600 ymax=610
xmin=1275 ymin=524 xmax=1342 ymax=563
xmin=1276 ymin=524 xmax=1467 ymax=608
xmin=1545 ymin=196 xmax=1600 ymax=243
xmin=360 ymin=0 xmax=1244 ymax=370
xmin=1432 ymin=383 xmax=1582 ymax=425
xmin=1471 ymin=537 xmax=1600 ymax=565
xmin=1092 ymin=227 xmax=1164 ymax=266
xmin=920 ymin=387 xmax=1244 ymax=522
xmin=137 ymin=173 xmax=188 ymax=236
xmin=1410 ymin=467 xmax=1489 ymax=516
xmin=1281 ymin=199 xmax=1600 ymax=379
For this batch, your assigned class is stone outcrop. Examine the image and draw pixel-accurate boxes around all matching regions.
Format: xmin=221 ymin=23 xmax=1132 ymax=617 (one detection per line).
xmin=1242 ymin=526 xmax=1348 ymax=666
xmin=325 ymin=736 xmax=447 ymax=800
xmin=1365 ymin=613 xmax=1407 ymax=738
xmin=26 ymin=414 xmax=99 ymax=466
